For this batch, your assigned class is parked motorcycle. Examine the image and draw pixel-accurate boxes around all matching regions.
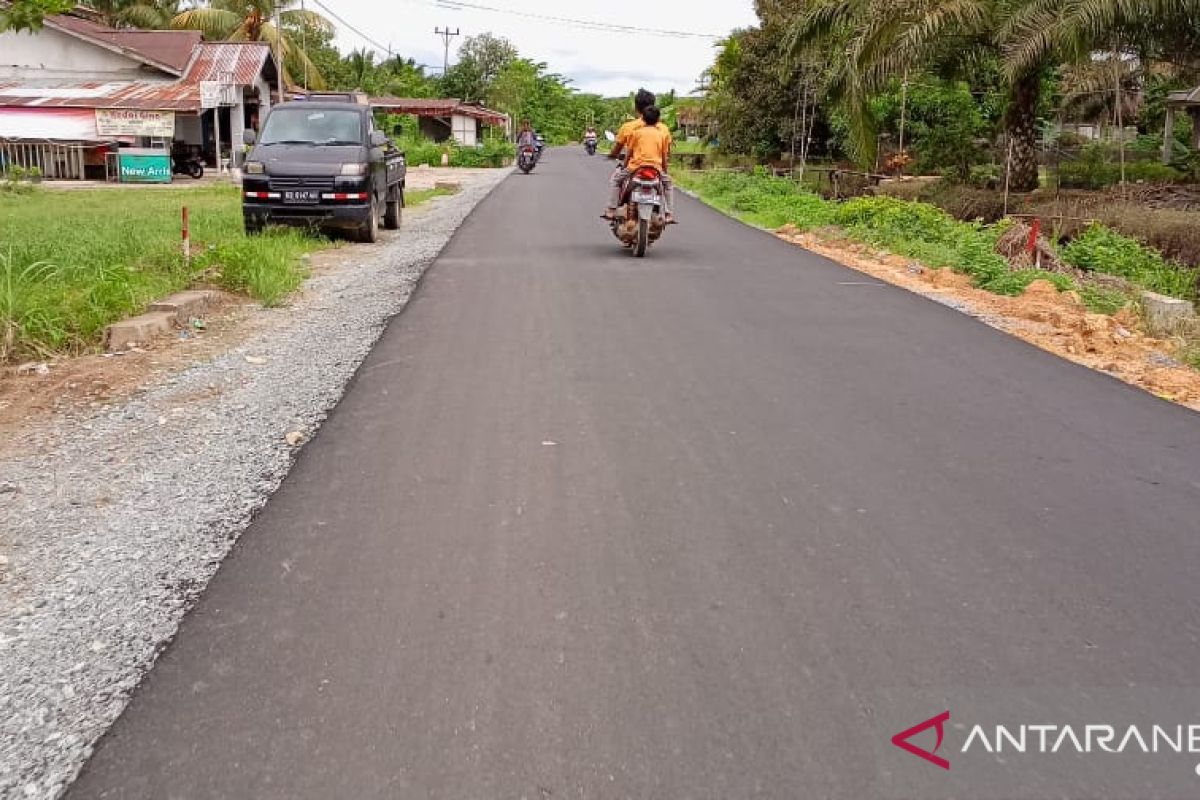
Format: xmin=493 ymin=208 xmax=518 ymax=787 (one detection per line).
xmin=517 ymin=144 xmax=538 ymax=174
xmin=609 ymin=165 xmax=666 ymax=257
xmin=171 ymin=152 xmax=204 ymax=179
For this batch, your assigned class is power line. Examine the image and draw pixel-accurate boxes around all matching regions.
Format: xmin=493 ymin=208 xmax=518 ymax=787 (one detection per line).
xmin=413 ymin=0 xmax=723 ymax=39
xmin=308 ymin=0 xmax=441 ymax=73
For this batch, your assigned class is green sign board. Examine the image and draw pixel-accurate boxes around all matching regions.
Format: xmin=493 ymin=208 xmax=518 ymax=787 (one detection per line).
xmin=118 ymin=152 xmax=171 ymax=183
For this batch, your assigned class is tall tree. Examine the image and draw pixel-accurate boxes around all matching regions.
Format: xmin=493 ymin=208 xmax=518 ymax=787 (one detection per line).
xmin=171 ymin=0 xmax=332 ymax=88
xmin=439 ymin=33 xmax=518 ymax=103
xmin=1 ymin=0 xmax=72 ymax=31
xmin=792 ymin=0 xmax=1045 ymax=189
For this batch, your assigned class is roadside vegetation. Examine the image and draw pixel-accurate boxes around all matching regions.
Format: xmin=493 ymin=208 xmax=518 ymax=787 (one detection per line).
xmin=0 ymin=185 xmax=452 ymax=362
xmin=0 ymin=186 xmax=322 ymax=360
xmin=678 ymin=169 xmax=1198 ymax=314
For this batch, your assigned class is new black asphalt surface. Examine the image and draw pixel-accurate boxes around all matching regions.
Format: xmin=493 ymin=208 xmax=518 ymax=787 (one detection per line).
xmin=68 ymin=151 xmax=1200 ymax=799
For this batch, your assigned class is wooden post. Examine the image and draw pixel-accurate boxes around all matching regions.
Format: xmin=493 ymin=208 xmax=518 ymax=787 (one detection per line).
xmin=1162 ymin=106 xmax=1175 ymax=165
xmin=181 ymin=206 xmax=190 ymax=265
xmin=1003 ymin=136 xmax=1014 ymax=217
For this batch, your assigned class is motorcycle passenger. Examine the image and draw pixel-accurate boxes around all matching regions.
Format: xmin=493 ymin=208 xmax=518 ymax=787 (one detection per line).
xmin=516 ymin=120 xmax=536 ymax=151
xmin=603 ymin=89 xmax=675 ymax=223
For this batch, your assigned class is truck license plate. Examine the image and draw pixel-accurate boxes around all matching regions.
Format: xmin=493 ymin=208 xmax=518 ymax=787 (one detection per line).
xmin=283 ymin=190 xmax=319 ymax=204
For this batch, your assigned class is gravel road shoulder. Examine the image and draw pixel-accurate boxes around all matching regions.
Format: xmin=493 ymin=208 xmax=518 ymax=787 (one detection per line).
xmin=0 ymin=168 xmax=509 ymax=799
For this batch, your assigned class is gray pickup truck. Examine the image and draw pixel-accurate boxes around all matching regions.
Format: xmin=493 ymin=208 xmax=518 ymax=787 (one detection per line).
xmin=241 ymin=99 xmax=406 ymax=242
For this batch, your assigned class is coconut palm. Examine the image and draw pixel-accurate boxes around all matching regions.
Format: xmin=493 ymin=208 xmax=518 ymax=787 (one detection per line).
xmin=171 ymin=0 xmax=332 ymax=88
xmin=1058 ymin=55 xmax=1144 ymax=128
xmin=118 ymin=0 xmax=181 ymax=29
xmin=1006 ymin=0 xmax=1200 ymax=78
xmin=792 ymin=0 xmax=1057 ymax=191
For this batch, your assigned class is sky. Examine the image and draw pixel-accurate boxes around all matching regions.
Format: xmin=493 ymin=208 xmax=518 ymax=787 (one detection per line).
xmin=318 ymin=0 xmax=759 ymax=98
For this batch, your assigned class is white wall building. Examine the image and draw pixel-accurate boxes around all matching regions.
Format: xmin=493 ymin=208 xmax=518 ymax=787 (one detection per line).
xmin=0 ymin=12 xmax=279 ymax=179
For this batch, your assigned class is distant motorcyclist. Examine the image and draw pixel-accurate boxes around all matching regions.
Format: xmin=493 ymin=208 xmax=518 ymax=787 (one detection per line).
xmin=516 ymin=120 xmax=536 ymax=149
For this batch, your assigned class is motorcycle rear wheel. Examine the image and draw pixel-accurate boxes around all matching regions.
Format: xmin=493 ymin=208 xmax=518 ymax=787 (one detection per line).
xmin=188 ymin=163 xmax=203 ymax=179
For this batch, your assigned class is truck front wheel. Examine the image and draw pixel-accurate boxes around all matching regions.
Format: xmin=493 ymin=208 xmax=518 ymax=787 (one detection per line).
xmin=358 ymin=196 xmax=379 ymax=243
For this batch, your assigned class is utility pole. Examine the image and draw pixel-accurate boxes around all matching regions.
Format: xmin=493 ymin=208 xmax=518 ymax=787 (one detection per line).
xmin=300 ymin=0 xmax=308 ymax=92
xmin=435 ymin=26 xmax=460 ymax=76
xmin=897 ymin=68 xmax=909 ymax=176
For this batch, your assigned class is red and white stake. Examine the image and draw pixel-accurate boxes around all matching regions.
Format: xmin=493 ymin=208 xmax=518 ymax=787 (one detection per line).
xmin=181 ymin=205 xmax=190 ymax=265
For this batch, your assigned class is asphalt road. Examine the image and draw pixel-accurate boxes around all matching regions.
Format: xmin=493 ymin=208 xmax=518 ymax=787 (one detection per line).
xmin=69 ymin=151 xmax=1200 ymax=799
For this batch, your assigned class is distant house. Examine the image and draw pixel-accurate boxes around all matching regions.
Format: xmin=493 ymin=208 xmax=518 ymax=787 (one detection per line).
xmin=0 ymin=11 xmax=280 ymax=179
xmin=1163 ymin=86 xmax=1200 ymax=164
xmin=367 ymin=97 xmax=508 ymax=146
xmin=675 ymin=103 xmax=716 ymax=141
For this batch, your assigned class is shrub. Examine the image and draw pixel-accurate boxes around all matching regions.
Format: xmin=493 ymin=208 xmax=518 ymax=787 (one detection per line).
xmin=1092 ymin=205 xmax=1200 ymax=269
xmin=392 ymin=134 xmax=511 ymax=168
xmin=1058 ymin=147 xmax=1185 ymax=188
xmin=1062 ymin=225 xmax=1198 ymax=299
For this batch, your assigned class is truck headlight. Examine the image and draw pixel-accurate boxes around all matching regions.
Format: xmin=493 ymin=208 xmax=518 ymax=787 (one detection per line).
xmin=244 ymin=161 xmax=264 ymax=174
xmin=340 ymin=163 xmax=367 ymax=176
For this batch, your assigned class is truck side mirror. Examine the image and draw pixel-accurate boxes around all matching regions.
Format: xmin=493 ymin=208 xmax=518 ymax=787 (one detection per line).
xmin=243 ymin=129 xmax=256 ymax=145
xmin=370 ymin=130 xmax=388 ymax=147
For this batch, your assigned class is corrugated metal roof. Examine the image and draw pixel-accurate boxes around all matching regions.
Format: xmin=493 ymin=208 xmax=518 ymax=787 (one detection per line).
xmin=0 ymin=43 xmax=273 ymax=112
xmin=1166 ymin=87 xmax=1200 ymax=106
xmin=46 ymin=14 xmax=201 ymax=75
xmin=369 ymin=96 xmax=507 ymax=125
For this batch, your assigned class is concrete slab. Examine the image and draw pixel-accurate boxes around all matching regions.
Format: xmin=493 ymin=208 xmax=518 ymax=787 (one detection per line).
xmin=104 ymin=311 xmax=176 ymax=351
xmin=148 ymin=290 xmax=220 ymax=325
xmin=1141 ymin=291 xmax=1196 ymax=336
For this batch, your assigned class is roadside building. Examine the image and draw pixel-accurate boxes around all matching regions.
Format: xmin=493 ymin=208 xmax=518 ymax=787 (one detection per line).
xmin=1163 ymin=85 xmax=1200 ymax=164
xmin=367 ymin=97 xmax=508 ymax=146
xmin=0 ymin=11 xmax=280 ymax=180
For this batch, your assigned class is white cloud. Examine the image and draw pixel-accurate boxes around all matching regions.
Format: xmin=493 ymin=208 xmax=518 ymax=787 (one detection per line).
xmin=322 ymin=0 xmax=758 ymax=97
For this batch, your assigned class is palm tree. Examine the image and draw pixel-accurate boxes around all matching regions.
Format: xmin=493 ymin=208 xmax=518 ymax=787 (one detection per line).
xmin=79 ymin=0 xmax=181 ymax=29
xmin=119 ymin=0 xmax=180 ymax=29
xmin=171 ymin=0 xmax=332 ymax=88
xmin=792 ymin=0 xmax=1056 ymax=192
xmin=1006 ymin=0 xmax=1200 ymax=78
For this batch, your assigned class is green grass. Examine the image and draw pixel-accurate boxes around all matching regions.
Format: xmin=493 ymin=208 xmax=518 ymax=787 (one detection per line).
xmin=1061 ymin=225 xmax=1199 ymax=299
xmin=405 ymin=187 xmax=455 ymax=206
xmin=0 ymin=185 xmax=326 ymax=360
xmin=678 ymin=168 xmax=1198 ymax=318
xmin=0 ymin=184 xmax=457 ymax=361
xmin=672 ymin=140 xmax=710 ymax=155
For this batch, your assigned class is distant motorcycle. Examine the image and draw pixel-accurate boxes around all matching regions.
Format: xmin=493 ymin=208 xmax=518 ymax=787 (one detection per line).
xmin=517 ymin=143 xmax=538 ymax=174
xmin=609 ymin=165 xmax=666 ymax=257
xmin=584 ymin=134 xmax=598 ymax=156
xmin=171 ymin=151 xmax=204 ymax=179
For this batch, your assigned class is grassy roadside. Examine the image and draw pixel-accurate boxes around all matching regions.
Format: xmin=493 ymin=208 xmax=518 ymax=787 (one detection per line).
xmin=0 ymin=185 xmax=452 ymax=363
xmin=677 ymin=168 xmax=1198 ymax=321
xmin=677 ymin=169 xmax=1200 ymax=371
